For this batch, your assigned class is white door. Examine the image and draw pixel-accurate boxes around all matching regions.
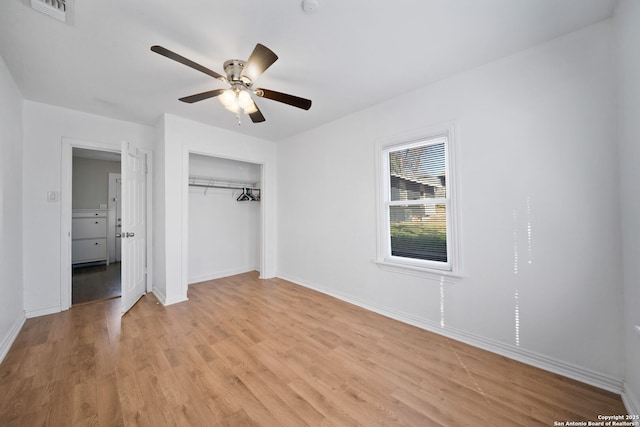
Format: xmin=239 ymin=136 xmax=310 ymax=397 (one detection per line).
xmin=121 ymin=140 xmax=147 ymax=315
xmin=107 ymin=173 xmax=122 ymax=263
xmin=115 ymin=178 xmax=122 ymax=262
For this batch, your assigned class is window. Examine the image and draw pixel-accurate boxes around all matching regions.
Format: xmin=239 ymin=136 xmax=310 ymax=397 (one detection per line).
xmin=376 ymin=125 xmax=459 ymax=277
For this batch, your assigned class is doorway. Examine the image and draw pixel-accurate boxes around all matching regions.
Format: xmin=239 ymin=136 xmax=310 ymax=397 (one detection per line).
xmin=71 ymin=148 xmax=122 ymax=305
xmin=60 ymin=138 xmax=153 ymax=313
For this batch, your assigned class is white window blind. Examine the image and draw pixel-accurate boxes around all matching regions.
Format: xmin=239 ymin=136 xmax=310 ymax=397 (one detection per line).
xmin=381 ymin=134 xmax=456 ymax=272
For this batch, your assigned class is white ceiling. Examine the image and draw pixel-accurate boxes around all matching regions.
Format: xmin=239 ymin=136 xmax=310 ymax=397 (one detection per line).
xmin=0 ymin=0 xmax=616 ymax=141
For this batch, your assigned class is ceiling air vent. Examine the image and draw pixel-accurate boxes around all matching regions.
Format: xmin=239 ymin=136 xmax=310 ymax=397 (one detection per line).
xmin=25 ymin=0 xmax=74 ymax=24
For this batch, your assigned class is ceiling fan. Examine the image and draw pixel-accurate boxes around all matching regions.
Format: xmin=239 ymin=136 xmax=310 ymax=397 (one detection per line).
xmin=151 ymin=43 xmax=312 ymax=124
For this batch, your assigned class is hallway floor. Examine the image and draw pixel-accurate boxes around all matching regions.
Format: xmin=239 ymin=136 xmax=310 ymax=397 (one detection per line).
xmin=72 ymin=262 xmax=121 ymax=305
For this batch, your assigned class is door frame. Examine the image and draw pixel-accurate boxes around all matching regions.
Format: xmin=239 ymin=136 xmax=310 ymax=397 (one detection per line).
xmin=60 ymin=137 xmax=154 ymax=311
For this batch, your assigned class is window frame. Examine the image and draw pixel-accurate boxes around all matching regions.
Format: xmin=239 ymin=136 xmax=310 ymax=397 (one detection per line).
xmin=375 ymin=123 xmax=461 ymax=280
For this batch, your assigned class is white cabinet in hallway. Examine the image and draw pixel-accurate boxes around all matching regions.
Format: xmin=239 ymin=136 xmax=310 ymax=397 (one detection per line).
xmin=72 ymin=210 xmax=109 ymax=265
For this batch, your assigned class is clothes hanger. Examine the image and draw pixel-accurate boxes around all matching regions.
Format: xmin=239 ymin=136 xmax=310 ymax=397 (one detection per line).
xmin=237 ymin=188 xmax=250 ymax=201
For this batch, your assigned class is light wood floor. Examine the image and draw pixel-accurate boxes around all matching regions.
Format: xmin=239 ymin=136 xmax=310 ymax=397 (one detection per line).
xmin=0 ymin=272 xmax=626 ymax=426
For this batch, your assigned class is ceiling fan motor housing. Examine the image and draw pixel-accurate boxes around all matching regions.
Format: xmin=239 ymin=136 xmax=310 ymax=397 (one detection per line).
xmin=223 ymin=60 xmax=251 ymax=85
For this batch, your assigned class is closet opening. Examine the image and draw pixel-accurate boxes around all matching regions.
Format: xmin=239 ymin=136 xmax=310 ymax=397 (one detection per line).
xmin=187 ymin=153 xmax=262 ymax=284
xmin=71 ymin=147 xmax=122 ymax=305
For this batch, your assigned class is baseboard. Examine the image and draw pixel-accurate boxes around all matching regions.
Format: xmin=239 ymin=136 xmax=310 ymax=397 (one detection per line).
xmin=623 ymin=382 xmax=640 ymax=415
xmin=0 ymin=313 xmax=26 ymax=363
xmin=25 ymin=305 xmax=61 ymax=319
xmin=151 ymin=288 xmax=187 ymax=306
xmin=277 ymin=273 xmax=624 ymax=395
xmin=151 ymin=287 xmax=167 ymax=305
xmin=164 ymin=296 xmax=188 ymax=305
xmin=188 ymin=267 xmax=257 ymax=285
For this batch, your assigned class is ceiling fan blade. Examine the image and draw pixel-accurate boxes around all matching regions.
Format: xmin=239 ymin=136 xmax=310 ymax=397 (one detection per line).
xmin=249 ymin=106 xmax=266 ymax=123
xmin=151 ymin=45 xmax=225 ymax=81
xmin=179 ymin=89 xmax=226 ymax=104
xmin=255 ymin=88 xmax=312 ymax=110
xmin=241 ymin=44 xmax=278 ymax=83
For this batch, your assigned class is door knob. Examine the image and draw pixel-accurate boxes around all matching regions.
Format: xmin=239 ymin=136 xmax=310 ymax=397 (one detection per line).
xmin=116 ymin=233 xmax=122 ymax=238
xmin=126 ymin=232 xmax=135 ymax=238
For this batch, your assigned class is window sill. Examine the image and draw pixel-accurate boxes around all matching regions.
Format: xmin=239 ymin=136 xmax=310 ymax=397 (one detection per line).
xmin=373 ymin=259 xmax=462 ymax=283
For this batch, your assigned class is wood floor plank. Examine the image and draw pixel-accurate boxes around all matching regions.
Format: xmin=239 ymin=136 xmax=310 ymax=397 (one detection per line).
xmin=232 ymin=365 xmax=313 ymax=426
xmin=71 ymin=381 xmax=98 ymax=425
xmin=117 ymin=372 xmax=153 ymax=427
xmin=0 ymin=271 xmax=628 ymax=426
xmin=205 ymin=357 xmax=282 ymax=426
xmin=287 ymin=377 xmax=362 ymax=426
xmin=96 ymin=375 xmax=124 ymax=427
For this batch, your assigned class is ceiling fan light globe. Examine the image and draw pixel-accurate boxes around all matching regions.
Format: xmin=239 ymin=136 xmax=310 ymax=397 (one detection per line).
xmin=226 ymin=100 xmax=240 ymax=113
xmin=219 ymin=89 xmax=236 ymax=108
xmin=238 ymin=90 xmax=254 ymax=110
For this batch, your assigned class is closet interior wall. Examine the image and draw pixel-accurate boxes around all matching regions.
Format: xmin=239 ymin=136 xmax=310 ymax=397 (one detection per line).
xmin=187 ymin=153 xmax=261 ymax=284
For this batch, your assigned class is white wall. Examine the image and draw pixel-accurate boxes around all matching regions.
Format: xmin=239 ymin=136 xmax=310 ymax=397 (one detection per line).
xmin=188 ymin=154 xmax=260 ymax=283
xmin=152 ymin=115 xmax=167 ymax=301
xmin=22 ymin=101 xmax=155 ymax=316
xmin=615 ymin=0 xmax=640 ymax=414
xmin=277 ymin=21 xmax=623 ymax=389
xmin=0 ymin=56 xmax=24 ymax=361
xmin=72 ymin=156 xmax=120 ymax=209
xmin=154 ymin=114 xmax=276 ymax=305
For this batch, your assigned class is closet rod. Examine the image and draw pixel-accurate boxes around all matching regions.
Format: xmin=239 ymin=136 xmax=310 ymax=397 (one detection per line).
xmin=188 ymin=183 xmax=260 ymax=191
xmin=188 ymin=176 xmax=260 ymax=191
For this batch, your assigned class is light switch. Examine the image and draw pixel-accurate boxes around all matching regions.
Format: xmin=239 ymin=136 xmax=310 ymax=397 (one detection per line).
xmin=635 ymin=325 xmax=640 ymax=337
xmin=47 ymin=191 xmax=58 ymax=202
